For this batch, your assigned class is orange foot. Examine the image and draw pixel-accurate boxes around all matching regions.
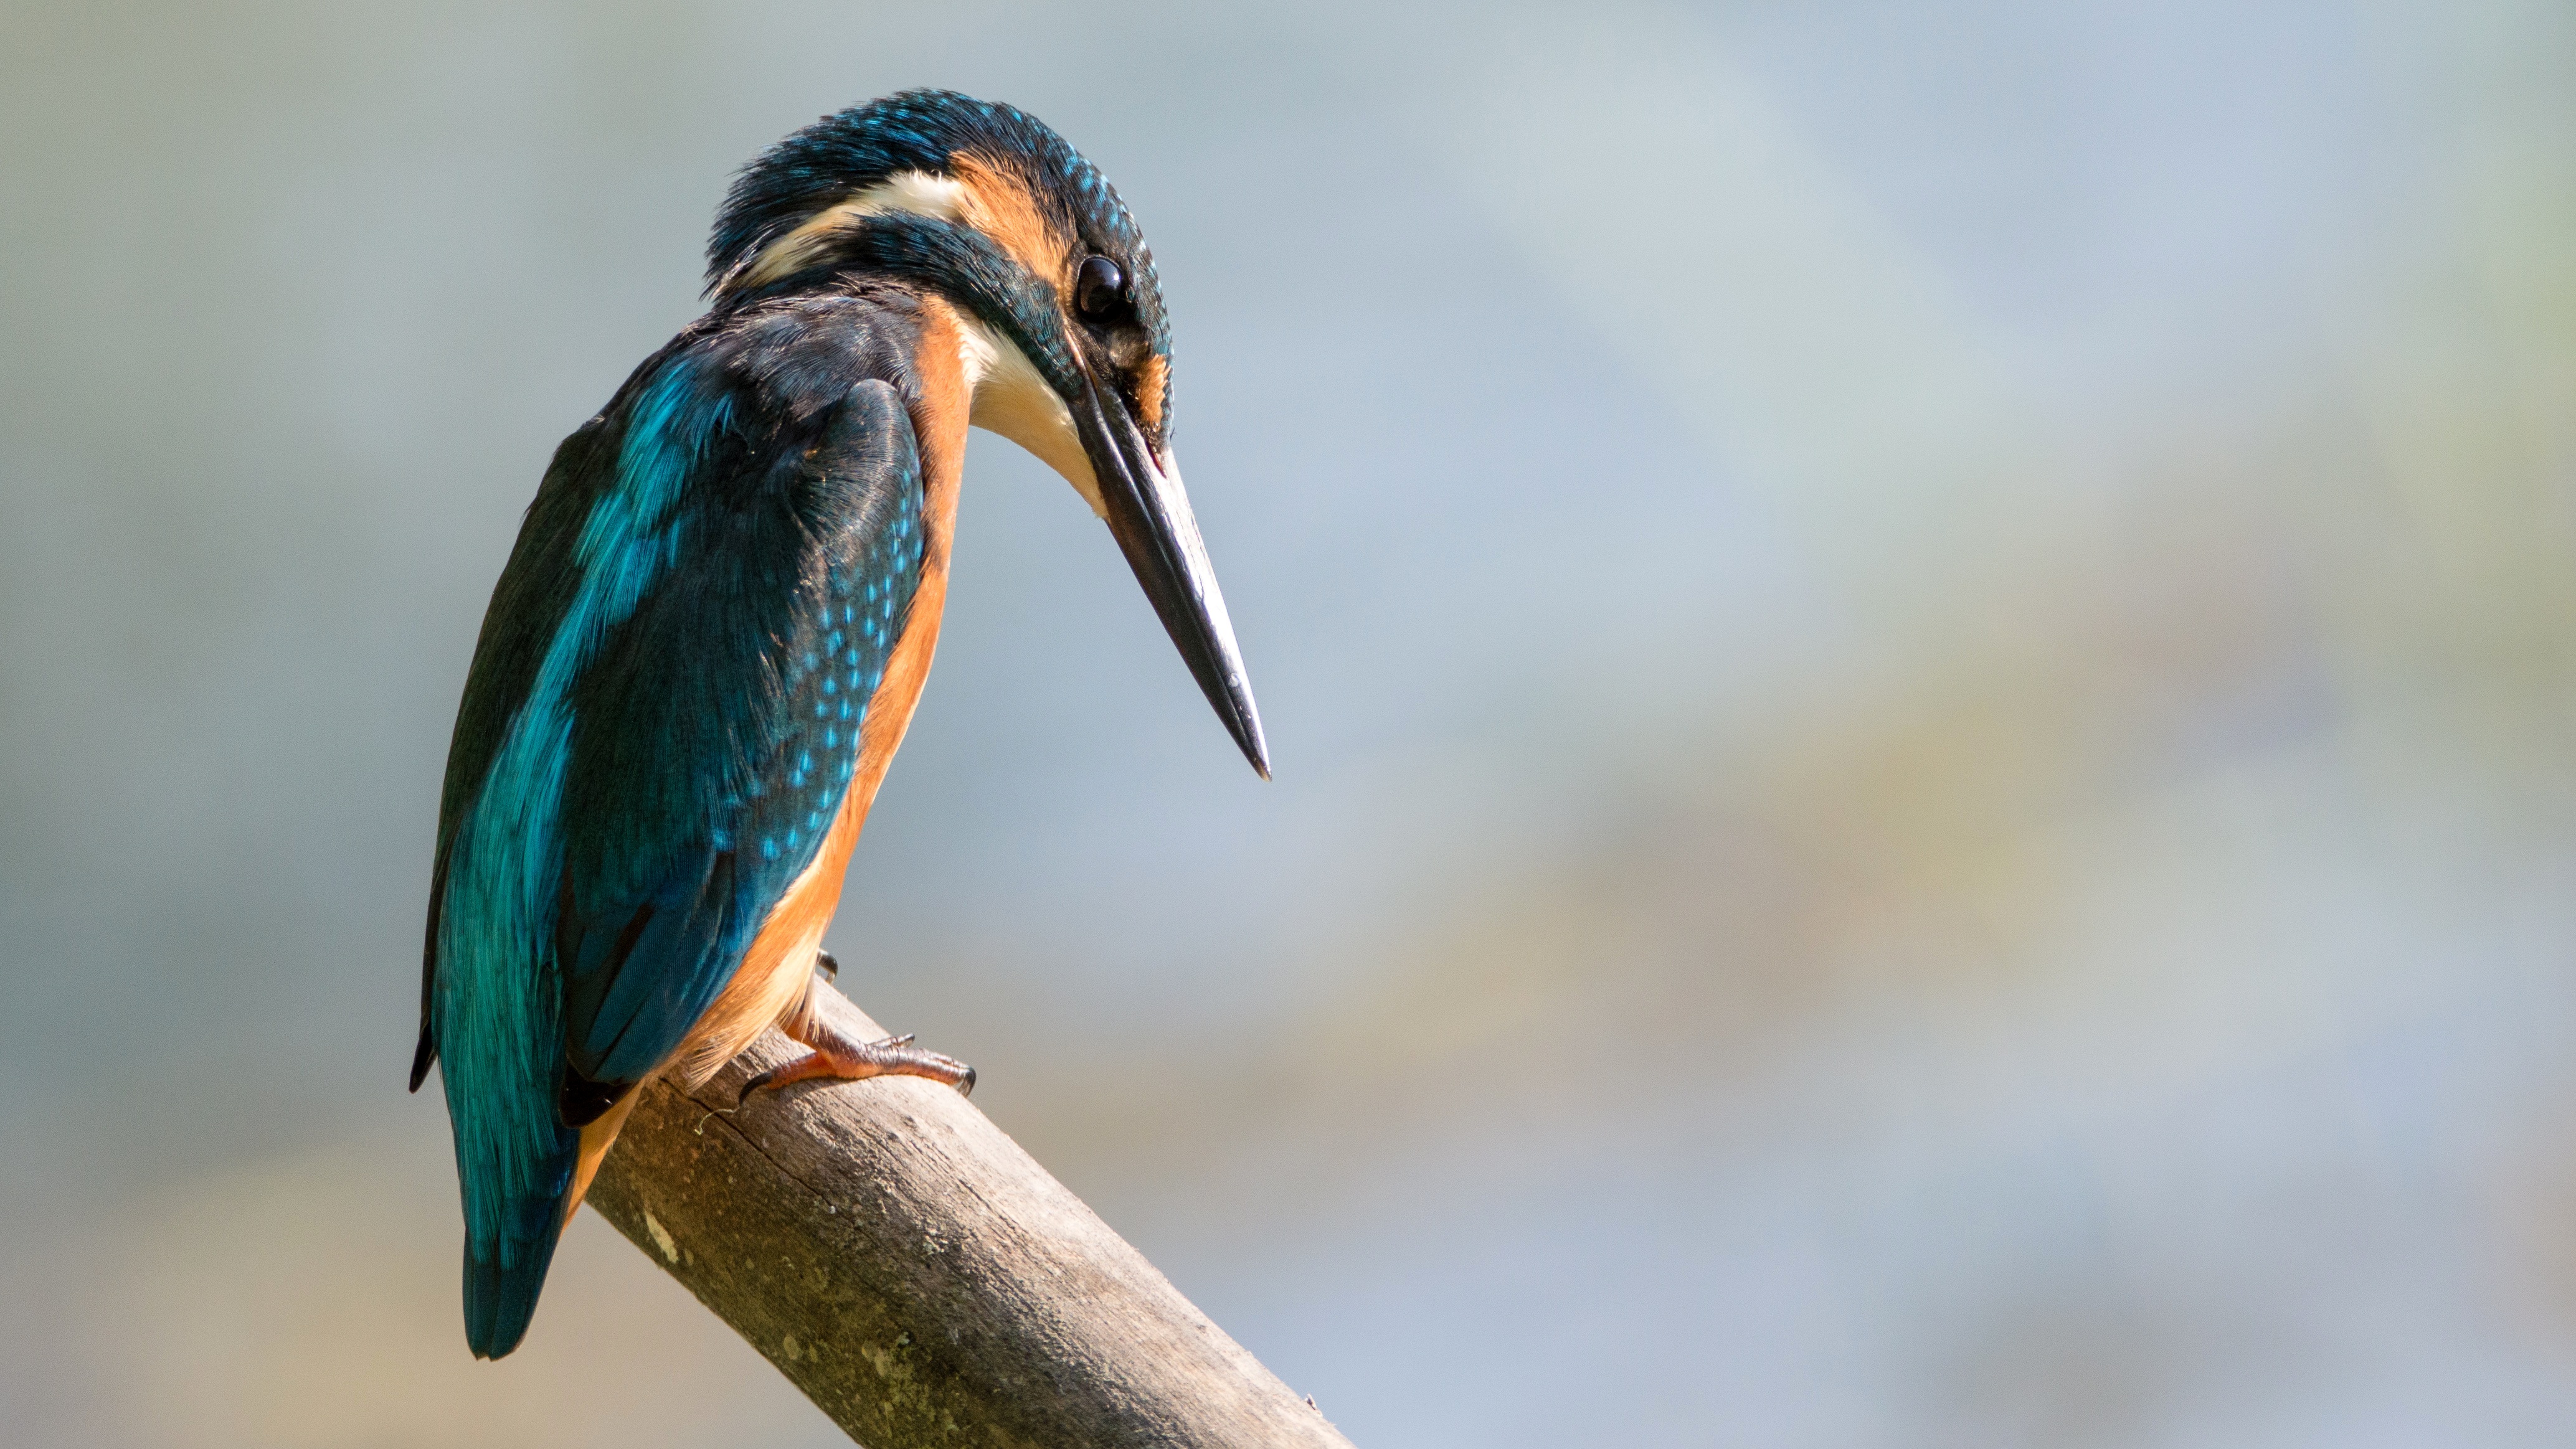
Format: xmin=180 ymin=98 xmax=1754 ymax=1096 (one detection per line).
xmin=737 ymin=1012 xmax=976 ymax=1105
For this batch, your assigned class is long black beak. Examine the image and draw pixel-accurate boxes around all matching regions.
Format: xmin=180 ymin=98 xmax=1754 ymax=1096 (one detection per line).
xmin=1073 ymin=362 xmax=1269 ymax=778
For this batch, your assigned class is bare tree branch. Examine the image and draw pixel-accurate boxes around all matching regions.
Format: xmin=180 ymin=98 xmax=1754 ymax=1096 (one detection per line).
xmin=587 ymin=983 xmax=1354 ymax=1448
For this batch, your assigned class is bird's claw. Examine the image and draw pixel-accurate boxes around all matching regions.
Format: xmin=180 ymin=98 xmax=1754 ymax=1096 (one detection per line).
xmin=735 ymin=1029 xmax=975 ymax=1105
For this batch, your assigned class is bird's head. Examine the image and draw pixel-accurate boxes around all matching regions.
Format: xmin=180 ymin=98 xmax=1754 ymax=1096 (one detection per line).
xmin=706 ymin=89 xmax=1266 ymax=778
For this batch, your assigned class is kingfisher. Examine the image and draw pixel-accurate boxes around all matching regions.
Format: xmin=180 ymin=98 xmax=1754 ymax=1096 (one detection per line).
xmin=409 ymin=89 xmax=1266 ymax=1359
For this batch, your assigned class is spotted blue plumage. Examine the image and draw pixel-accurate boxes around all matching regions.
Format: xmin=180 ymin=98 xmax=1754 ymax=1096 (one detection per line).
xmin=417 ymin=295 xmax=929 ymax=1357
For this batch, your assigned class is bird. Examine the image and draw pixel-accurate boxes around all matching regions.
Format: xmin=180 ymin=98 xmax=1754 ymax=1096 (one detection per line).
xmin=409 ymin=88 xmax=1267 ymax=1360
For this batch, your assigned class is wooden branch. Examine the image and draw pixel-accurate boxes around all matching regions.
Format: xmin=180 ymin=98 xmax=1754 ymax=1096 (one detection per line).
xmin=587 ymin=983 xmax=1353 ymax=1449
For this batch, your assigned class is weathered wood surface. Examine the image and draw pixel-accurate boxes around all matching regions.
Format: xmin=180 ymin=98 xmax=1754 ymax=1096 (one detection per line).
xmin=588 ymin=983 xmax=1352 ymax=1449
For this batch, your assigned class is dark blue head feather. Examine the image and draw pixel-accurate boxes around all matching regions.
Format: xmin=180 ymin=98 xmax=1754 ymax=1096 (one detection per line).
xmin=705 ymin=89 xmax=1170 ymax=366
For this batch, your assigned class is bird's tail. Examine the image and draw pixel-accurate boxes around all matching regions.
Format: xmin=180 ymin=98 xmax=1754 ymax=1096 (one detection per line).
xmin=440 ymin=1024 xmax=581 ymax=1359
xmin=458 ymin=1135 xmax=578 ymax=1359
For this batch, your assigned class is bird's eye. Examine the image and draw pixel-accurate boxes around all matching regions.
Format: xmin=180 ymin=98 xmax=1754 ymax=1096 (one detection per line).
xmin=1075 ymin=255 xmax=1126 ymax=321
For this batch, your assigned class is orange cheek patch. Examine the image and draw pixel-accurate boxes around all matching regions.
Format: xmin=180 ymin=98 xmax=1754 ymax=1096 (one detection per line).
xmin=952 ymin=153 xmax=1071 ymax=298
xmin=1132 ymin=352 xmax=1170 ymax=440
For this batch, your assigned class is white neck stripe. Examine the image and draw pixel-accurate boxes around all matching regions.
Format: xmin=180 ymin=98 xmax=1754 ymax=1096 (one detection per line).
xmin=729 ymin=171 xmax=967 ymax=291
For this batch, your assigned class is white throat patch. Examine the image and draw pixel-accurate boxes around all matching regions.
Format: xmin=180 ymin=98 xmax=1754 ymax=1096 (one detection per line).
xmin=955 ymin=313 xmax=1106 ymax=519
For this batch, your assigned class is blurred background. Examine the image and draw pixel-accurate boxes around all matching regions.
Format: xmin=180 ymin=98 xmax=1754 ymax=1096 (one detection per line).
xmin=4 ymin=1 xmax=2574 ymax=1443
